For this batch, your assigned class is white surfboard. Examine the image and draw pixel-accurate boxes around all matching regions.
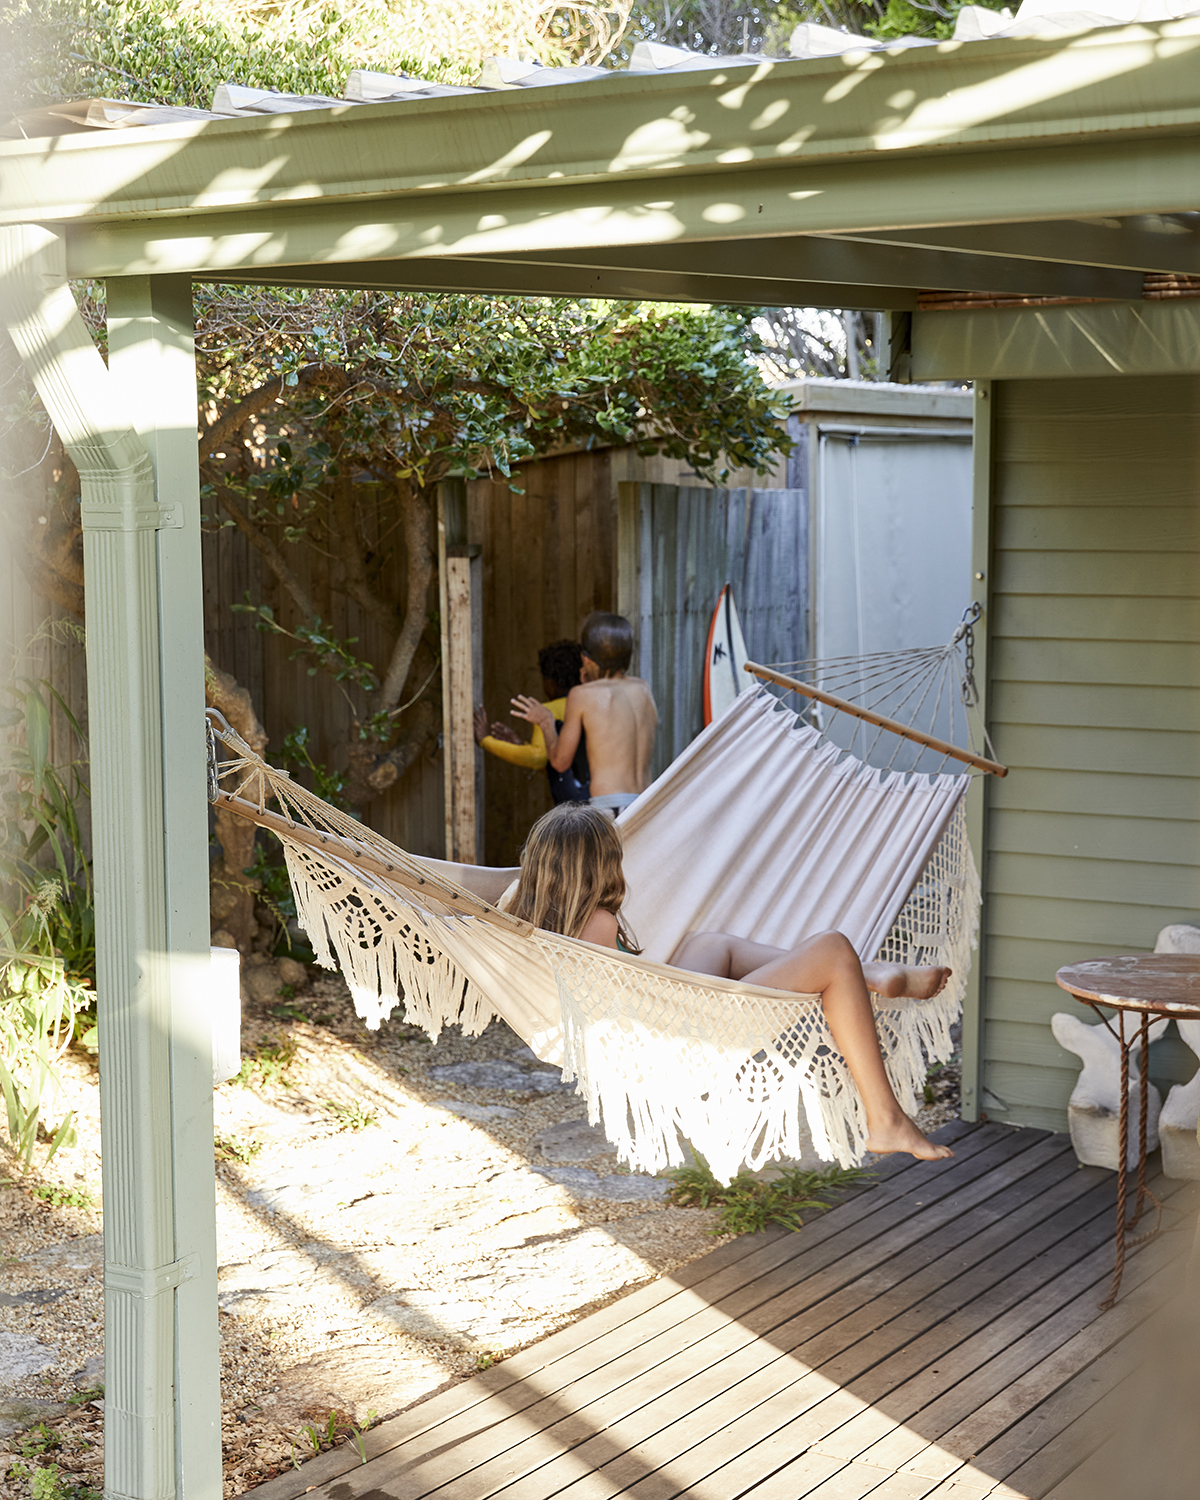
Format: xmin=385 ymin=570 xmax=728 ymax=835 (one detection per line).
xmin=703 ymin=583 xmax=751 ymax=726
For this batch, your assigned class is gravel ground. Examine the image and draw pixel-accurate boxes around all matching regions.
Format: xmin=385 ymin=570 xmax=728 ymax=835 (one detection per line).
xmin=0 ymin=970 xmax=961 ymax=1500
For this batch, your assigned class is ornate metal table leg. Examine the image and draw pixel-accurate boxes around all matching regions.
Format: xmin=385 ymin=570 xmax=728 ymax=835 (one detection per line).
xmin=1100 ymin=1010 xmax=1130 ymax=1311
xmin=1131 ymin=1012 xmax=1150 ymax=1229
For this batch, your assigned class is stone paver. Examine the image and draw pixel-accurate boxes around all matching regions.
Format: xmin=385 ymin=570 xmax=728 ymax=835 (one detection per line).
xmin=530 ymin=1117 xmax=615 ymax=1160
xmin=431 ymin=1099 xmax=517 ymax=1122
xmin=0 ymin=1398 xmax=71 ymax=1442
xmin=0 ymin=1332 xmax=58 ymax=1385
xmin=533 ymin=1166 xmax=668 ymax=1201
xmin=426 ymin=1056 xmax=575 ymax=1093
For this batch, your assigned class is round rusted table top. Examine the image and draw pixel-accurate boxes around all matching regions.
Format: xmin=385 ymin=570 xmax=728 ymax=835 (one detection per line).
xmin=1056 ymin=954 xmax=1200 ymax=1020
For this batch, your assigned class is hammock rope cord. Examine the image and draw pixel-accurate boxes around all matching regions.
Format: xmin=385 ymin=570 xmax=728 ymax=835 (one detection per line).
xmin=206 ymin=628 xmax=982 ymax=1179
xmin=760 ymin=603 xmax=1002 ymax=778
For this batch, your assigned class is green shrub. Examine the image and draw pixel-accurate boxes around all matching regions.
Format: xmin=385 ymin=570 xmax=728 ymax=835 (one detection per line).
xmin=27 ymin=1181 xmax=95 ymax=1209
xmin=233 ymin=1034 xmax=299 ymax=1089
xmin=0 ymin=680 xmax=94 ymax=1169
xmin=666 ymin=1157 xmax=871 ymax=1236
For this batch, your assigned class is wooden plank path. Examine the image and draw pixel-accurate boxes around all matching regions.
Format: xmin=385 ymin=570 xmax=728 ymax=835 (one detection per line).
xmin=248 ymin=1122 xmax=1198 ymax=1500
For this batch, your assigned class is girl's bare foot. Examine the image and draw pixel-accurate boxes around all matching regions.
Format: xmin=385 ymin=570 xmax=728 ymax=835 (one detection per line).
xmin=862 ymin=962 xmax=952 ymax=1000
xmin=864 ymin=1112 xmax=954 ymax=1160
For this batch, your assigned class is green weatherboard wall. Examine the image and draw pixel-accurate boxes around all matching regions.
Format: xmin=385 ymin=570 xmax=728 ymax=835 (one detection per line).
xmin=979 ymin=375 xmax=1200 ymax=1131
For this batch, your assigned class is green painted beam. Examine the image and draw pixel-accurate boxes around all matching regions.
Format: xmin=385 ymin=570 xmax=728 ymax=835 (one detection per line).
xmin=59 ymin=130 xmax=1200 ymax=281
xmin=9 ymin=20 xmax=1200 ymax=232
xmin=217 ymin=255 xmax=920 ymax=309
xmin=912 ymin=300 xmax=1200 ymax=380
xmin=0 ymin=21 xmax=1187 ymax=278
xmin=487 ymin=238 xmax=1142 ymax=299
xmin=210 ymin=226 xmax=1144 ymax=304
xmin=828 ymin=214 xmax=1200 ymax=275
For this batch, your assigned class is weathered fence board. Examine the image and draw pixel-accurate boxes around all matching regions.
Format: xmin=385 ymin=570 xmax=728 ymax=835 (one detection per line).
xmin=467 ymin=448 xmax=618 ymax=865
xmin=618 ymin=483 xmax=810 ymax=777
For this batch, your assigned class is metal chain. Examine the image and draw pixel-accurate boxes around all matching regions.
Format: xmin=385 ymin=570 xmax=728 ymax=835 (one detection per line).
xmin=205 ymin=708 xmax=231 ymax=804
xmin=953 ymin=602 xmax=982 ymax=708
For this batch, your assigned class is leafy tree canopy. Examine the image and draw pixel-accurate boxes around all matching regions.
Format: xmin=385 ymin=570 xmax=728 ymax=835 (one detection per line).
xmin=0 ymin=0 xmax=634 ymax=113
xmin=189 ymin=288 xmax=792 ymax=805
xmin=2 ymin=0 xmax=1012 ymax=118
xmin=197 ymin=288 xmax=788 ymax=489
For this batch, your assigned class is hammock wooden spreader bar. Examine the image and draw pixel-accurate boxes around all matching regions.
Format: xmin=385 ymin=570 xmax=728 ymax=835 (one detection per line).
xmin=213 ymin=790 xmax=533 ymax=933
xmin=743 ymin=661 xmax=1009 ymax=778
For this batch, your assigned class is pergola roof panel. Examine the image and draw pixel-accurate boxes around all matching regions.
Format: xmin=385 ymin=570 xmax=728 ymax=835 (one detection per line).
xmin=5 ymin=22 xmax=1200 ymax=228
xmin=4 ymin=17 xmax=1200 ymax=302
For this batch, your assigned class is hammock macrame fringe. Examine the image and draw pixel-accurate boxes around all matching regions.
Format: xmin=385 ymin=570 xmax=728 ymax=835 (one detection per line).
xmin=272 ymin=803 xmax=976 ymax=1180
xmin=212 ymin=693 xmax=979 ymax=1182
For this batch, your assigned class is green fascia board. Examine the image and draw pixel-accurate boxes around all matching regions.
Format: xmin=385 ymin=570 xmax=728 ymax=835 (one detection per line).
xmin=0 ymin=19 xmax=1199 ymax=280
xmin=56 ymin=134 xmax=1200 ymax=282
xmin=914 ymin=299 xmax=1200 ymax=380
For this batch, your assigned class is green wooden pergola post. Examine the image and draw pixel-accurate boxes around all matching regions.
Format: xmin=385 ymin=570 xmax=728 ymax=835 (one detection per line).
xmin=959 ymin=379 xmax=996 ymax=1125
xmin=1 ymin=229 xmax=221 ymax=1500
xmin=105 ymin=275 xmax=222 ymax=1500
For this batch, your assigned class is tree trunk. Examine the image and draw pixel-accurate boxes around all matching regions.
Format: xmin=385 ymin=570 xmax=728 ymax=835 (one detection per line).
xmin=204 ymin=656 xmax=267 ymax=950
xmin=341 ymin=484 xmax=442 ymax=808
xmin=379 ymin=482 xmax=437 ymax=712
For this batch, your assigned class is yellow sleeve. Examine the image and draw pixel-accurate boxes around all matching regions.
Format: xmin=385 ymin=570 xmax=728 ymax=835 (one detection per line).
xmin=481 ymin=729 xmax=548 ymax=771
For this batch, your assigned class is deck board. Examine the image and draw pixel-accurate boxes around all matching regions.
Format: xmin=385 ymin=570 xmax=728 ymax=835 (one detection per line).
xmin=384 ymin=1131 xmax=1043 ymax=1500
xmin=249 ymin=1123 xmax=1194 ymax=1500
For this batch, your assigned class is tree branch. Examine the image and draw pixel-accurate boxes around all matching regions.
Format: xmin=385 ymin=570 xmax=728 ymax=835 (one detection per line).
xmin=198 ymin=364 xmax=349 ymax=462
xmin=362 ymin=696 xmax=441 ymax=795
xmin=378 ymin=482 xmax=436 ymax=715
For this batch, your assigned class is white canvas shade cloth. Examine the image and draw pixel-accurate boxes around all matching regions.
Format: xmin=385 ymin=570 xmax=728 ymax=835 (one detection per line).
xmin=216 ymin=691 xmax=978 ymax=1179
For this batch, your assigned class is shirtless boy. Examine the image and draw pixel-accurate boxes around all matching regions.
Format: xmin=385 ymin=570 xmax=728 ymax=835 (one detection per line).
xmin=511 ymin=612 xmax=657 ymax=817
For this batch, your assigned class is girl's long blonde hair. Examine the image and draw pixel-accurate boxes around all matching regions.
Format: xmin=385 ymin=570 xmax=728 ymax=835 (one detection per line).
xmin=509 ymin=803 xmax=641 ymax=952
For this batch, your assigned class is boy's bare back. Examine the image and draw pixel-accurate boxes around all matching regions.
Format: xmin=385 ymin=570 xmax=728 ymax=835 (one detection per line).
xmin=565 ymin=673 xmax=657 ymax=797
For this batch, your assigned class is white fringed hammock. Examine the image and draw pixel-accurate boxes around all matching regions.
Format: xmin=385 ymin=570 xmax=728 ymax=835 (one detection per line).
xmin=209 ymin=674 xmax=984 ymax=1182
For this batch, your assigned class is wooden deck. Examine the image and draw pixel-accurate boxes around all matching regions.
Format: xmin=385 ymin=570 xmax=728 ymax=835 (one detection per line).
xmin=251 ymin=1121 xmax=1199 ymax=1500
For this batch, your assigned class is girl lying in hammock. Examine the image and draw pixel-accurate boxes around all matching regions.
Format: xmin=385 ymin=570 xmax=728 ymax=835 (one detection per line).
xmin=507 ymin=801 xmax=954 ymax=1163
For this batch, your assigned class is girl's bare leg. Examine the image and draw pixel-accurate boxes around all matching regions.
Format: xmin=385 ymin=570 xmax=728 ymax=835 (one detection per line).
xmin=668 ymin=930 xmax=953 ymax=1161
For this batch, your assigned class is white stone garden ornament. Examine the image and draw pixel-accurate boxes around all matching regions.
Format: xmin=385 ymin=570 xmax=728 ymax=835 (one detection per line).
xmin=1154 ymin=923 xmax=1200 ymax=1179
xmin=1051 ymin=1009 xmax=1169 ymax=1171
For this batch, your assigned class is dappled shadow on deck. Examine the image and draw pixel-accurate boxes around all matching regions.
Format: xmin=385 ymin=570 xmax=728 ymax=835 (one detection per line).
xmin=241 ymin=1120 xmax=1199 ymax=1500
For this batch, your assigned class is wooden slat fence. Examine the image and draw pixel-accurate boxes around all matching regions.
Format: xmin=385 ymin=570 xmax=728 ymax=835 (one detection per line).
xmin=9 ymin=445 xmax=810 ymax=873
xmin=619 ymin=483 xmax=810 ymax=777
xmin=200 ymin=490 xmax=446 ymax=859
xmin=467 ymin=448 xmax=618 ymax=865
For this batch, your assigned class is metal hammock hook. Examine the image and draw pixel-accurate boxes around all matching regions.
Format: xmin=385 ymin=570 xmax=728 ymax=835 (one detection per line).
xmin=205 ymin=708 xmax=232 ymax=804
